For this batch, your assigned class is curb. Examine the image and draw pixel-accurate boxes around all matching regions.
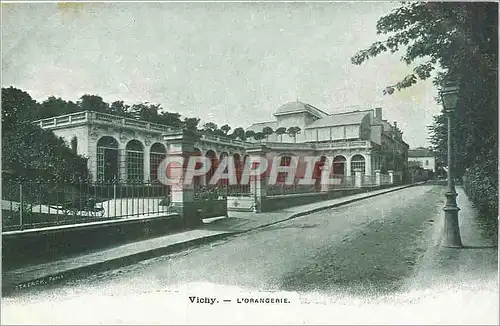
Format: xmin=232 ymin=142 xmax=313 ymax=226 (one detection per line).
xmin=3 ymin=182 xmax=424 ymax=296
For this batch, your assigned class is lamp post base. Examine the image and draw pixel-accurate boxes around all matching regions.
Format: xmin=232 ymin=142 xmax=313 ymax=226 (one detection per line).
xmin=442 ymin=191 xmax=463 ymax=248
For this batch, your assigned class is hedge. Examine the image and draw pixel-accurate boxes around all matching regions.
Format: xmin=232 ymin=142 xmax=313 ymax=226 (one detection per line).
xmin=463 ymin=149 xmax=498 ymax=218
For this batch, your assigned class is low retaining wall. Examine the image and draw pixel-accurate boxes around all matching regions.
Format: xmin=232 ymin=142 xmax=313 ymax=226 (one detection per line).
xmin=2 ymin=214 xmax=184 ymax=271
xmin=227 ymin=196 xmax=255 ymax=212
xmin=261 ymin=185 xmax=393 ymax=212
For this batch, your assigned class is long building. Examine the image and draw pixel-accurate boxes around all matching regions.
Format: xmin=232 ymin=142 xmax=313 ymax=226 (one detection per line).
xmin=33 ymin=101 xmax=409 ymax=184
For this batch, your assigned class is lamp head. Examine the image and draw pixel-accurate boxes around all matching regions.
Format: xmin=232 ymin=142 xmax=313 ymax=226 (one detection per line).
xmin=440 ymin=79 xmax=460 ymax=113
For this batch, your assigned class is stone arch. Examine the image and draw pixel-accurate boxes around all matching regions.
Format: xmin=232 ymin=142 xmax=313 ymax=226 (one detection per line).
xmin=205 ymin=149 xmax=218 ymax=185
xmin=314 ymin=155 xmax=328 ymax=191
xmin=333 ymin=155 xmax=347 ymax=175
xmin=192 ymin=147 xmax=203 ymax=187
xmin=97 ymin=136 xmax=119 ymax=181
xmin=276 ymin=153 xmax=296 ymax=184
xmin=218 ymin=151 xmax=230 ymax=186
xmin=126 ymin=139 xmax=145 ymax=182
xmin=350 ymin=154 xmax=366 ymax=175
xmin=233 ymin=153 xmax=243 ymax=184
xmin=150 ymin=142 xmax=166 ymax=182
xmin=204 ymin=148 xmax=218 ymax=159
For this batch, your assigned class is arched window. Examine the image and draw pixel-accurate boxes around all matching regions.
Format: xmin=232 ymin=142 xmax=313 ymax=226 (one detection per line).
xmin=205 ymin=150 xmax=218 ymax=185
xmin=333 ymin=155 xmax=347 ymax=175
xmin=350 ymin=154 xmax=366 ymax=175
xmin=219 ymin=152 xmax=229 ymax=186
xmin=278 ymin=155 xmax=293 ymax=183
xmin=150 ymin=143 xmax=166 ymax=182
xmin=126 ymin=140 xmax=144 ymax=182
xmin=97 ymin=136 xmax=119 ymax=182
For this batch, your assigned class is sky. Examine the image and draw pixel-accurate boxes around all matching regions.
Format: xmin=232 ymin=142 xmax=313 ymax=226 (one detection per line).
xmin=1 ymin=2 xmax=442 ymax=148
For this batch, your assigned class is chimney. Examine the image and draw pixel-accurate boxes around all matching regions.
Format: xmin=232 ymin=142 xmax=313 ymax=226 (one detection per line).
xmin=394 ymin=121 xmax=398 ymax=128
xmin=375 ymin=107 xmax=382 ymax=120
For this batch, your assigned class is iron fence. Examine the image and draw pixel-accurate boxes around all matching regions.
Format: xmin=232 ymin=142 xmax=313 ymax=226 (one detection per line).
xmin=1 ymin=178 xmax=174 ymax=232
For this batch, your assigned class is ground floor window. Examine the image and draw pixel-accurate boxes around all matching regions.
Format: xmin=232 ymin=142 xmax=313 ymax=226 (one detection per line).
xmin=350 ymin=154 xmax=366 ymax=174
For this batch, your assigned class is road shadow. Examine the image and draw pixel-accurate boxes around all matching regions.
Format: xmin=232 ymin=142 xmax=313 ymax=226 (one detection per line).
xmin=461 ymin=245 xmax=498 ymax=250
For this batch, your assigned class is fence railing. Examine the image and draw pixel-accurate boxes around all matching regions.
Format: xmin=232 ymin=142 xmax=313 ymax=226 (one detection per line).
xmin=194 ymin=184 xmax=251 ymax=199
xmin=1 ymin=178 xmax=175 ymax=232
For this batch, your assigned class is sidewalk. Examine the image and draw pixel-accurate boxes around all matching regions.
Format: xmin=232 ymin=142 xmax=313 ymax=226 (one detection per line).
xmin=403 ymin=186 xmax=498 ymax=306
xmin=2 ymin=183 xmax=418 ymax=294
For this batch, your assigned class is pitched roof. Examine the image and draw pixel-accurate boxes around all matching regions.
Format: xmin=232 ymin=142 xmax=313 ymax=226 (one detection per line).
xmin=305 ymin=110 xmax=371 ymax=129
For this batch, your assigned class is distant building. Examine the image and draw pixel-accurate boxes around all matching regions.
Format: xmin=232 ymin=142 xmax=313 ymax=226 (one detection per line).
xmin=408 ymin=147 xmax=436 ymax=172
xmin=247 ymin=101 xmax=410 ymax=179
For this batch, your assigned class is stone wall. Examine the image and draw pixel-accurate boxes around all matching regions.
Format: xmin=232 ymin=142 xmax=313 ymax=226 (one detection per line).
xmin=2 ymin=214 xmax=184 ymax=270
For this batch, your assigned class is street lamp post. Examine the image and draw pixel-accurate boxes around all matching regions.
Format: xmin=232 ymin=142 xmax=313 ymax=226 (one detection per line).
xmin=440 ymin=79 xmax=463 ymax=248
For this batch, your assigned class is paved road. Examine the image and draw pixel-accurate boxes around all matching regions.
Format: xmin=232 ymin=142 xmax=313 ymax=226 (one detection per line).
xmin=2 ymin=185 xmax=497 ymax=324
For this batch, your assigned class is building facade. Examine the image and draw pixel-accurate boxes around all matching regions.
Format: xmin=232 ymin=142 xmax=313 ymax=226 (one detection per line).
xmin=246 ymin=101 xmax=409 ymax=180
xmin=33 ymin=101 xmax=409 ymax=185
xmin=408 ymin=147 xmax=436 ymax=172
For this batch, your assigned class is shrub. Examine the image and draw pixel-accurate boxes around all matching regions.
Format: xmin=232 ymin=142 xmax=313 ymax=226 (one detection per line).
xmin=464 ymin=149 xmax=498 ymax=218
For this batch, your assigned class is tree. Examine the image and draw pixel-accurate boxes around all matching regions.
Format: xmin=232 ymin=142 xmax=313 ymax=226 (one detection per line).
xmin=253 ymin=132 xmax=266 ymax=142
xmin=109 ymin=101 xmax=130 ymax=117
xmin=78 ymin=94 xmax=110 ymax=113
xmin=275 ymin=127 xmax=287 ymax=142
xmin=287 ymin=126 xmax=302 ymax=143
xmin=39 ymin=96 xmax=80 ymax=119
xmin=220 ymin=124 xmax=231 ymax=135
xmin=159 ymin=111 xmax=183 ymax=128
xmin=262 ymin=126 xmax=274 ymax=142
xmin=245 ymin=130 xmax=256 ymax=140
xmin=202 ymin=122 xmax=218 ymax=134
xmin=2 ymin=87 xmax=41 ymax=129
xmin=352 ymin=2 xmax=497 ymax=215
xmin=231 ymin=127 xmax=246 ymax=141
xmin=182 ymin=117 xmax=200 ymax=131
xmin=2 ymin=88 xmax=88 ymax=180
xmin=352 ymin=3 xmax=497 ymax=167
xmin=130 ymin=103 xmax=161 ymax=121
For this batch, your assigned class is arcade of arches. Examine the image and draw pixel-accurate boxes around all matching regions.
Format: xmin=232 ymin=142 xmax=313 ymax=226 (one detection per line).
xmin=95 ymin=136 xmax=370 ymax=184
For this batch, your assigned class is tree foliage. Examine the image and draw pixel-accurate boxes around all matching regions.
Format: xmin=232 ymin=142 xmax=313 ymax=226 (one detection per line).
xmin=275 ymin=127 xmax=287 ymax=142
xmin=231 ymin=127 xmax=246 ymax=141
xmin=287 ymin=126 xmax=302 ymax=143
xmin=262 ymin=126 xmax=274 ymax=138
xmin=2 ymin=87 xmax=88 ymax=180
xmin=353 ymin=2 xmax=497 ymax=216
